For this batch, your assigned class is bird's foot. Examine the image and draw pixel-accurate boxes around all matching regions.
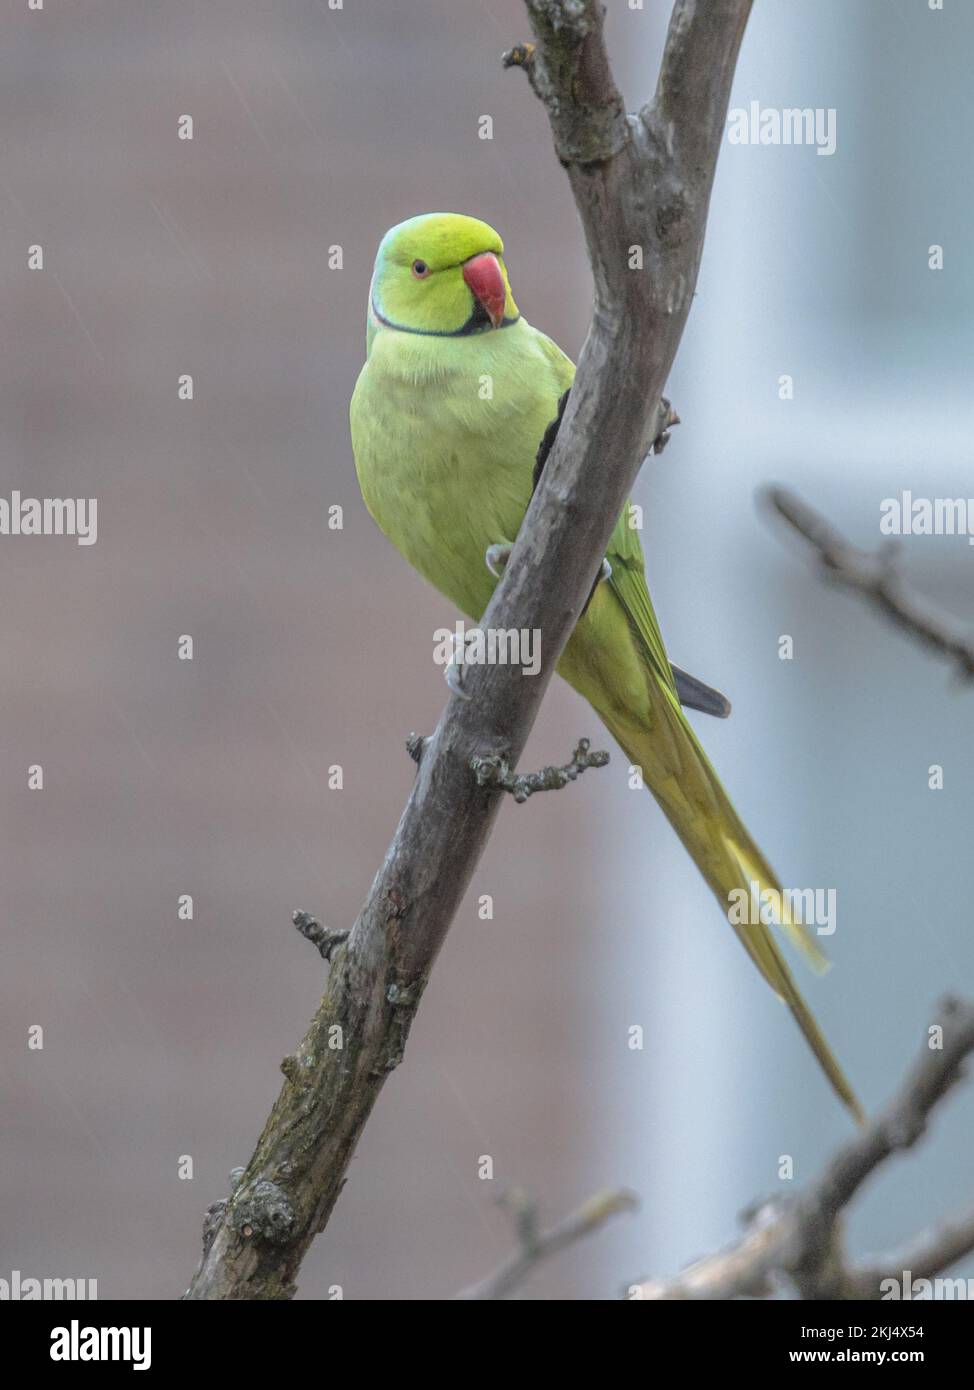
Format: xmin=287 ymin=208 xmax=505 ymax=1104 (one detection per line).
xmin=444 ymin=628 xmax=482 ymax=700
xmin=485 ymin=542 xmax=513 ymax=578
xmin=580 ymin=556 xmax=613 ymax=616
xmin=651 ymin=397 xmax=681 ymax=456
xmin=488 ymin=541 xmax=610 ymax=592
xmin=534 ymin=391 xmax=681 ymax=489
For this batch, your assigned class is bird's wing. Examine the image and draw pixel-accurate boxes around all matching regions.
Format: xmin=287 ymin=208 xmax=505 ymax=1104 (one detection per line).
xmin=526 ymin=326 xmax=677 ymax=701
xmin=606 ymin=520 xmax=680 ymax=702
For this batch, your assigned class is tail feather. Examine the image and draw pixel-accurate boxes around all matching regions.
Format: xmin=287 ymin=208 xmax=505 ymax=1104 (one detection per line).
xmin=603 ymin=700 xmax=864 ymax=1125
xmin=728 ymin=841 xmax=830 ymax=976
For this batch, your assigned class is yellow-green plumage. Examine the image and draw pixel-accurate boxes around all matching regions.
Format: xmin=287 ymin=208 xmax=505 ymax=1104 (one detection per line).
xmin=351 ymin=213 xmax=863 ymax=1123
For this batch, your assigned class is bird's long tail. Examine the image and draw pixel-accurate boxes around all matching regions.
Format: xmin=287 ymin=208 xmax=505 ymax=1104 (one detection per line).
xmin=599 ymin=695 xmax=864 ymax=1125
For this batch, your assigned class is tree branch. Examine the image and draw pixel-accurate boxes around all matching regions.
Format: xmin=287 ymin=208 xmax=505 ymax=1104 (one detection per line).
xmin=651 ymin=0 xmax=754 ymax=179
xmin=185 ymin=0 xmax=751 ymax=1299
xmin=471 ymin=736 xmax=609 ymax=802
xmin=847 ymin=1206 xmax=974 ymax=1300
xmin=455 ymin=1188 xmax=638 ymax=1300
xmin=764 ymin=486 xmax=974 ymax=683
xmin=634 ymin=997 xmax=974 ymax=1300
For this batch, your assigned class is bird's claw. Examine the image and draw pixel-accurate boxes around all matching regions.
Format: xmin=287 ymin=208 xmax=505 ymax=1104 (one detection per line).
xmin=651 ymin=398 xmax=681 ymax=456
xmin=489 ymin=542 xmax=611 ymax=590
xmin=578 ymin=554 xmax=613 ymax=617
xmin=485 ymin=542 xmax=513 ymax=579
xmin=444 ymin=628 xmax=480 ymax=700
xmin=445 ymin=661 xmax=470 ymax=699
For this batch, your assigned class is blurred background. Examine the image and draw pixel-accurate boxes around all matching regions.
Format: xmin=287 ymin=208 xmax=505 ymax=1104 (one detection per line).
xmin=2 ymin=0 xmax=972 ymax=1300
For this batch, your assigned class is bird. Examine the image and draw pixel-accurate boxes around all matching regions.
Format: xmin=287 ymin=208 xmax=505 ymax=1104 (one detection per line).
xmin=350 ymin=212 xmax=863 ymax=1123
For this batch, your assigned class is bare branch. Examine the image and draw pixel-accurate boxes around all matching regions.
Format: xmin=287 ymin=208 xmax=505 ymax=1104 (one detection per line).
xmin=848 ymin=1206 xmax=974 ymax=1300
xmin=635 ymin=997 xmax=974 ymax=1300
xmin=651 ymin=0 xmax=754 ymax=181
xmin=186 ymin=1 xmax=752 ymax=1299
xmin=764 ymin=486 xmax=974 ymax=683
xmin=471 ymin=737 xmax=609 ymax=802
xmin=456 ymin=1188 xmax=638 ymax=1301
xmin=291 ymin=910 xmax=349 ymax=962
xmin=515 ymin=3 xmax=627 ymax=166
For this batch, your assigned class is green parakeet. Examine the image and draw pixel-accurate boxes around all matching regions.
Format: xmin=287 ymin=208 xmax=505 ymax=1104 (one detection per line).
xmin=350 ymin=212 xmax=862 ymax=1123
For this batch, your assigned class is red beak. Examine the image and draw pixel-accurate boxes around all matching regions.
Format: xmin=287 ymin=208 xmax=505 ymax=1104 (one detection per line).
xmin=462 ymin=252 xmax=506 ymax=329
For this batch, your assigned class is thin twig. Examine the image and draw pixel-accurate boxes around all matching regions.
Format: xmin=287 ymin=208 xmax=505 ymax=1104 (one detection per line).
xmin=291 ymin=910 xmax=349 ymax=962
xmin=501 ymin=42 xmax=535 ymax=70
xmin=456 ymin=1188 xmax=638 ymax=1300
xmin=764 ymin=486 xmax=974 ymax=683
xmin=471 ymin=738 xmax=609 ymax=803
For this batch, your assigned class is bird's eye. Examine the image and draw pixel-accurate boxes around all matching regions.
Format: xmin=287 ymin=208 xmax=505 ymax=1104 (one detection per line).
xmin=411 ymin=259 xmax=430 ymax=279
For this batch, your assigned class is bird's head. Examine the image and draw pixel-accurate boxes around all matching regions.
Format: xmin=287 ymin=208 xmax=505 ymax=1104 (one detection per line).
xmin=368 ymin=213 xmax=519 ymax=339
